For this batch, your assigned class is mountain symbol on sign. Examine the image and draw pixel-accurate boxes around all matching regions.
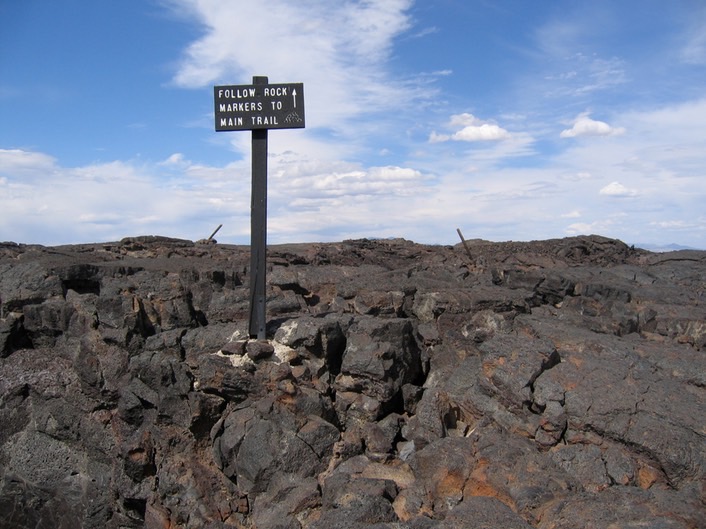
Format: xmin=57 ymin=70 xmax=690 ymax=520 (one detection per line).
xmin=285 ymin=112 xmax=303 ymax=124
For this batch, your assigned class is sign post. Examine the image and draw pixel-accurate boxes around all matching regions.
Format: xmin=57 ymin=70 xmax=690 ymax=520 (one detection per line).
xmin=214 ymin=76 xmax=305 ymax=339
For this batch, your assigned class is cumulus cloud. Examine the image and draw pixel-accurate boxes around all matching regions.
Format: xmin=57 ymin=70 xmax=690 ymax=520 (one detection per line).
xmin=560 ymin=112 xmax=625 ymax=138
xmin=453 ymin=123 xmax=511 ymax=142
xmin=599 ymin=181 xmax=638 ymax=197
xmin=429 ymin=113 xmax=511 ymax=143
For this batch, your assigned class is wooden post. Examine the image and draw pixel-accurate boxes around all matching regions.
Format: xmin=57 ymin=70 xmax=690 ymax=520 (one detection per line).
xmin=249 ymin=76 xmax=268 ymax=340
xmin=456 ymin=228 xmax=474 ymax=262
xmin=207 ymin=224 xmax=223 ymax=241
xmin=213 ymin=76 xmax=305 ymax=340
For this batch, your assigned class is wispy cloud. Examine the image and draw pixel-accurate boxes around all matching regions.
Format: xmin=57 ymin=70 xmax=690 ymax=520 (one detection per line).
xmin=169 ymin=0 xmax=419 ymax=128
xmin=679 ymin=7 xmax=706 ymax=65
xmin=532 ymin=10 xmax=628 ymax=98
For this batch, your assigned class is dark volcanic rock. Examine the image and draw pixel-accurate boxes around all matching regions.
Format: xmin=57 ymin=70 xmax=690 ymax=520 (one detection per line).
xmin=0 ymin=235 xmax=704 ymax=528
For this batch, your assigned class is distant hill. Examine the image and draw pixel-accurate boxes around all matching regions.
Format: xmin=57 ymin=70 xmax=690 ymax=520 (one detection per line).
xmin=633 ymin=242 xmax=703 ymax=252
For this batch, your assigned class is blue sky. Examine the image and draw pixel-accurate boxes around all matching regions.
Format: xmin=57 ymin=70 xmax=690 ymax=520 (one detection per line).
xmin=1 ymin=1 xmax=705 ymax=248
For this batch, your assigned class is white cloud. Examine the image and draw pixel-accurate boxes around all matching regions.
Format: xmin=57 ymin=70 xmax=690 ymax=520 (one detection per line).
xmin=565 ymin=222 xmax=595 ymax=234
xmin=651 ymin=220 xmax=691 ymax=229
xmin=160 ymin=153 xmax=187 ymax=167
xmin=599 ymin=181 xmax=638 ymax=197
xmin=0 ymin=148 xmax=57 ymax=177
xmin=560 ymin=112 xmax=625 ymax=138
xmin=453 ymin=123 xmax=511 ymax=142
xmin=449 ymin=113 xmax=481 ymax=128
xmin=429 ymin=113 xmax=511 ymax=143
xmin=428 ymin=131 xmax=450 ymax=143
xmin=274 ymin=165 xmax=428 ymax=200
xmin=565 ymin=220 xmax=614 ymax=236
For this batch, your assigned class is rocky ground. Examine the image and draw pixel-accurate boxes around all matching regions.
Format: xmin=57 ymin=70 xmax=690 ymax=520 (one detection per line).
xmin=0 ymin=234 xmax=704 ymax=529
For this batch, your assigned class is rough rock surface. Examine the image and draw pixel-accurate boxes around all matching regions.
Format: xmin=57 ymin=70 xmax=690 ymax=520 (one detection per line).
xmin=0 ymin=234 xmax=704 ymax=528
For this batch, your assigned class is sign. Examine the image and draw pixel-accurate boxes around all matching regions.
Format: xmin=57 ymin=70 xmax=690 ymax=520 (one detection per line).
xmin=213 ymin=76 xmax=306 ymax=339
xmin=214 ymin=83 xmax=305 ymax=131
